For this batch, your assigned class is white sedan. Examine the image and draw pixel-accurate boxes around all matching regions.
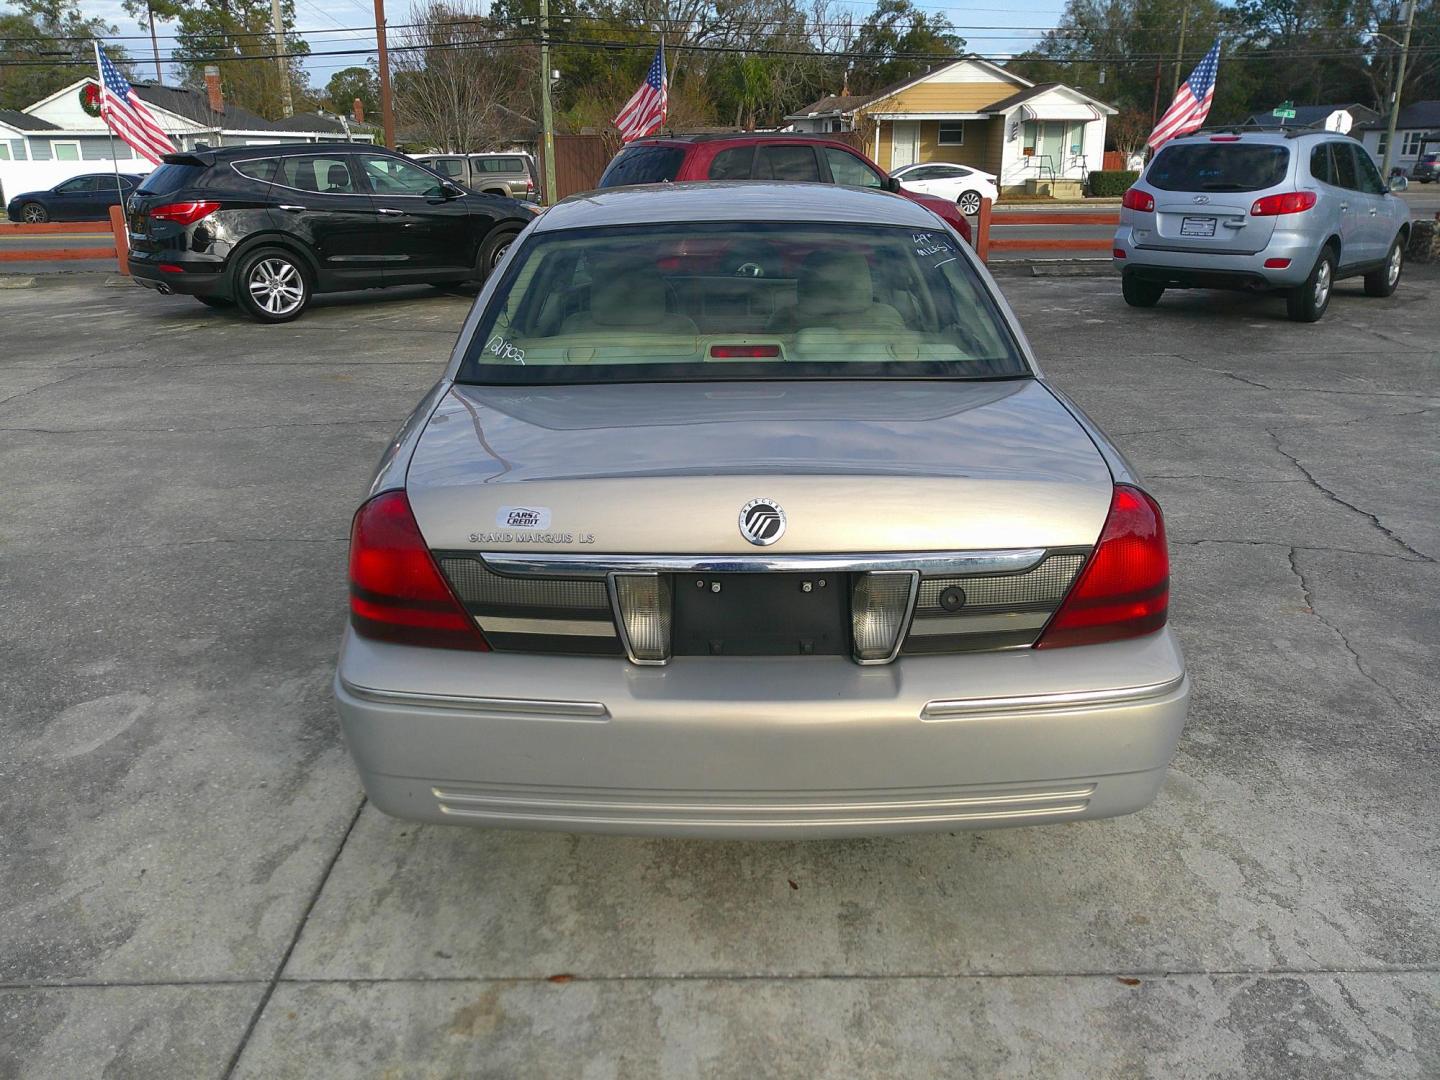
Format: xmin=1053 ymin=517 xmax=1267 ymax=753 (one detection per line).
xmin=892 ymin=162 xmax=1000 ymax=216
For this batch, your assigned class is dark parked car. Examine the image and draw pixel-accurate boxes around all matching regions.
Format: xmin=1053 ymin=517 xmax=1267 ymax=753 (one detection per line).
xmin=596 ymin=134 xmax=973 ymax=242
xmin=1412 ymin=153 xmax=1439 ymax=183
xmin=126 ymin=144 xmax=541 ymax=323
xmin=6 ymin=173 xmax=144 ymax=223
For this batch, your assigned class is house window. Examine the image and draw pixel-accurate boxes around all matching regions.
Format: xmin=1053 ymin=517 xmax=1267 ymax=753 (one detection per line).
xmin=0 ymin=143 xmax=8 ymax=160
xmin=52 ymin=141 xmax=81 ymax=161
xmin=1402 ymin=131 xmax=1425 ymax=156
xmin=938 ymin=121 xmax=965 ymax=145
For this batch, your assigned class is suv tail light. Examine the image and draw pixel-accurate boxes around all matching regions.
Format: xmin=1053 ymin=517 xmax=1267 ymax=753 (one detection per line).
xmin=150 ymin=200 xmax=220 ymax=225
xmin=1250 ymin=191 xmax=1317 ymax=216
xmin=1121 ymin=188 xmax=1155 ymax=212
xmin=1035 ymin=485 xmax=1168 ymax=649
xmin=348 ymin=490 xmax=490 ymax=651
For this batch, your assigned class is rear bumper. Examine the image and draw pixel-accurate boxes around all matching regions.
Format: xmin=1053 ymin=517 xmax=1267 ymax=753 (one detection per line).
xmin=1112 ymin=226 xmax=1315 ymax=289
xmin=334 ymin=627 xmax=1190 ymax=838
xmin=128 ymin=251 xmax=229 ymax=297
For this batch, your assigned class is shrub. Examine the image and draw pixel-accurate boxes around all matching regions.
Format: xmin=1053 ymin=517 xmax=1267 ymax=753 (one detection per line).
xmin=1089 ymin=170 xmax=1140 ymax=197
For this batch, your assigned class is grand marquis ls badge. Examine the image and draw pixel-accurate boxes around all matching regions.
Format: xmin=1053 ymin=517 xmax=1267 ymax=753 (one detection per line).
xmin=739 ymin=499 xmax=786 ymax=546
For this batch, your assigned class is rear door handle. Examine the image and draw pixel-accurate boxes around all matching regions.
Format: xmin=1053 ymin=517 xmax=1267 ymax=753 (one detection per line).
xmin=278 ymin=204 xmax=305 ymax=212
xmin=376 ymin=208 xmax=404 ymax=216
xmin=1339 ymin=203 xmax=1349 ymax=212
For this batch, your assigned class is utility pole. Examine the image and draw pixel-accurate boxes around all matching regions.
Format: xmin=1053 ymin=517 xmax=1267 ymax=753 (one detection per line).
xmin=145 ymin=0 xmax=162 ymax=82
xmin=1380 ymin=0 xmax=1417 ymax=180
xmin=1171 ymin=0 xmax=1191 ymax=95
xmin=270 ymin=0 xmax=293 ymax=117
xmin=374 ymin=0 xmax=396 ymax=148
xmin=538 ymin=0 xmax=558 ymax=205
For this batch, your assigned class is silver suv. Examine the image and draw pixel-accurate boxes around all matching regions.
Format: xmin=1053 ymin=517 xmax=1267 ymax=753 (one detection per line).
xmin=1113 ymin=130 xmax=1411 ymax=322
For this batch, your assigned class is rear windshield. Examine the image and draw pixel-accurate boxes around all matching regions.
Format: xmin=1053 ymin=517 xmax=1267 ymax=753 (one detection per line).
xmin=457 ymin=222 xmax=1028 ymax=385
xmin=137 ymin=163 xmax=206 ymax=194
xmin=1147 ymin=144 xmax=1290 ymax=192
xmin=597 ymin=146 xmax=684 ymax=187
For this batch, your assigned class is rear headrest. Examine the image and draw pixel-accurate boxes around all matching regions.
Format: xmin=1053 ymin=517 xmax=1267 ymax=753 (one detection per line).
xmin=797 ymin=250 xmax=874 ymax=315
xmin=589 ymin=262 xmax=668 ymax=327
xmin=325 ymin=162 xmax=349 ymax=189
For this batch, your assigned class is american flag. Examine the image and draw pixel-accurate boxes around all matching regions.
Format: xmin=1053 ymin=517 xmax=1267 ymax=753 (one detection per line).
xmin=614 ymin=44 xmax=667 ymax=144
xmin=95 ymin=45 xmax=176 ymax=165
xmin=1148 ymin=40 xmax=1221 ymax=150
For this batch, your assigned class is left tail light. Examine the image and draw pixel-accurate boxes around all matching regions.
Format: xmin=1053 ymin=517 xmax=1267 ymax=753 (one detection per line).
xmin=348 ymin=490 xmax=490 ymax=651
xmin=1034 ymin=485 xmax=1169 ymax=649
xmin=150 ymin=200 xmax=220 ymax=225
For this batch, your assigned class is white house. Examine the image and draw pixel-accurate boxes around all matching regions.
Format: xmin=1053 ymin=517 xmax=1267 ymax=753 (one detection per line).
xmin=1 ymin=75 xmax=375 ymax=203
xmin=784 ymin=59 xmax=1116 ymax=194
xmin=1354 ymin=101 xmax=1440 ymax=176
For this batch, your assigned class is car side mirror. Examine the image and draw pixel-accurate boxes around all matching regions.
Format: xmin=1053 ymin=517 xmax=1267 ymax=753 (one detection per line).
xmin=883 ymin=176 xmax=902 ymax=193
xmin=1388 ymin=175 xmax=1408 ymax=193
xmin=434 ymin=182 xmax=464 ymax=200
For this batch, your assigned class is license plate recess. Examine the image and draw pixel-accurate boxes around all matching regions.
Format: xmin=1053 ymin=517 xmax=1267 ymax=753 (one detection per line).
xmin=670 ymin=573 xmax=850 ymax=656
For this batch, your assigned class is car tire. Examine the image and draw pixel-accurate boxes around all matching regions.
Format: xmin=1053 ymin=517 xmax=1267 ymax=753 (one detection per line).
xmin=1122 ymin=275 xmax=1164 ymax=308
xmin=477 ymin=227 xmax=520 ymax=278
xmin=196 ymin=295 xmax=234 ymax=309
xmin=1363 ymin=237 xmax=1404 ymax=297
xmin=234 ymin=247 xmax=312 ymax=324
xmin=19 ymin=202 xmax=48 ymax=223
xmin=957 ymin=190 xmax=983 ymax=216
xmin=1286 ymin=247 xmax=1335 ymax=322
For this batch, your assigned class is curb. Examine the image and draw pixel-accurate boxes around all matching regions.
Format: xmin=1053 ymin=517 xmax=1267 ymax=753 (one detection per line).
xmin=0 ymin=275 xmax=36 ymax=289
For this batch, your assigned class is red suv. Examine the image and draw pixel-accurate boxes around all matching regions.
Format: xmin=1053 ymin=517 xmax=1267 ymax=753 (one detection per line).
xmin=596 ymin=134 xmax=972 ymax=243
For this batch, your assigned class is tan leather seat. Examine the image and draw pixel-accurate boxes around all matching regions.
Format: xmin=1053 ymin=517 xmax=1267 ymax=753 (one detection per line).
xmin=560 ymin=264 xmax=698 ymax=336
xmin=767 ymin=250 xmax=906 ymax=333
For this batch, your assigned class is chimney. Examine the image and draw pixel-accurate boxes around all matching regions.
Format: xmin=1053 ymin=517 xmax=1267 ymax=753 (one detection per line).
xmin=352 ymin=97 xmax=365 ymax=124
xmin=204 ymin=66 xmax=224 ymax=114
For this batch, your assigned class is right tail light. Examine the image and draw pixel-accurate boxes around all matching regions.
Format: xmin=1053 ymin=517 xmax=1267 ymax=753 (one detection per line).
xmin=1121 ymin=188 xmax=1155 ymax=212
xmin=1250 ymin=191 xmax=1318 ymax=216
xmin=1035 ymin=485 xmax=1169 ymax=649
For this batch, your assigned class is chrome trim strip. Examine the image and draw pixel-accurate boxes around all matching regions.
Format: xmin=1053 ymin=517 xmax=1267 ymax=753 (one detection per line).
xmin=436 ymin=804 xmax=1091 ymax=826
xmin=474 ymin=615 xmax=616 ymax=637
xmin=921 ymin=675 xmax=1187 ymax=721
xmin=908 ymin=611 xmax=1052 ymax=636
xmin=339 ymin=679 xmax=609 ymax=718
xmin=479 ymin=549 xmax=1047 ymax=578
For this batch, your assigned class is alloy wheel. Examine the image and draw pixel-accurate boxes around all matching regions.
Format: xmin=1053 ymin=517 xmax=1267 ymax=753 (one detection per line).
xmin=958 ymin=191 xmax=982 ymax=215
xmin=1387 ymin=243 xmax=1402 ymax=286
xmin=489 ymin=238 xmax=512 ymax=269
xmin=22 ymin=204 xmax=46 ymax=223
xmin=1313 ymin=258 xmax=1331 ymax=310
xmin=247 ymin=258 xmax=304 ymax=317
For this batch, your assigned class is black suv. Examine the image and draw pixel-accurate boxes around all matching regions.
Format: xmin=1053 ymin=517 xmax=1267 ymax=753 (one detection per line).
xmin=127 ymin=144 xmax=540 ymax=322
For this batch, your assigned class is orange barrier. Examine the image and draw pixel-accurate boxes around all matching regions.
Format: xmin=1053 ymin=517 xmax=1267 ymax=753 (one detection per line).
xmin=974 ymin=199 xmax=1119 ymax=262
xmin=0 ymin=220 xmax=111 ymax=234
xmin=0 ymin=247 xmax=114 ymax=262
xmin=109 ymin=205 xmax=129 ymax=275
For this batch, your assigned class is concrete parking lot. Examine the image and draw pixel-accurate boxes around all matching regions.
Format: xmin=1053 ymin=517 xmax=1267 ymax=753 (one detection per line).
xmin=1 ymin=267 xmax=1436 ymax=1077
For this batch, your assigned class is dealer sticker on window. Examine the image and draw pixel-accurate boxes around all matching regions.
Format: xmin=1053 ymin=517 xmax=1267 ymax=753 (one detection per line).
xmin=1180 ymin=217 xmax=1217 ymax=238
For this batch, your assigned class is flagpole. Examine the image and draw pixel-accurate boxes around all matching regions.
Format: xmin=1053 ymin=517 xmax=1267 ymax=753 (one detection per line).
xmin=96 ymin=42 xmax=131 ymax=245
xmin=659 ymin=34 xmax=666 ymax=134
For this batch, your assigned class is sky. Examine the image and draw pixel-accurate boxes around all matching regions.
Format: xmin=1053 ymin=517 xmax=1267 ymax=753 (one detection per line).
xmin=85 ymin=0 xmax=1072 ymax=93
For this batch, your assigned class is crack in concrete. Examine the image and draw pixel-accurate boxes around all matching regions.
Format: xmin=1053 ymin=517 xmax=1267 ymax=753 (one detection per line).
xmin=1269 ymin=429 xmax=1434 ymax=562
xmin=0 ymin=369 xmax=89 ymax=408
xmin=1286 ymin=546 xmax=1405 ymax=709
xmin=1174 ymin=538 xmax=1431 ymax=562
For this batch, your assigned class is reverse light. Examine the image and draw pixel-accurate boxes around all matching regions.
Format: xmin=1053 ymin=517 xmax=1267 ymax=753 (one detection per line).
xmin=1121 ymin=188 xmax=1155 ymax=213
xmin=348 ymin=490 xmax=490 ymax=651
xmin=150 ymin=200 xmax=220 ymax=225
xmin=610 ymin=573 xmax=671 ymax=664
xmin=852 ymin=571 xmax=919 ymax=663
xmin=1035 ymin=485 xmax=1169 ymax=649
xmin=1250 ymin=191 xmax=1317 ymax=216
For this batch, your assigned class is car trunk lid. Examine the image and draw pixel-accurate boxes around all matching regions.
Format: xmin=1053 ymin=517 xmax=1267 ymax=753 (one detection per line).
xmin=405 ymin=379 xmax=1114 ymax=555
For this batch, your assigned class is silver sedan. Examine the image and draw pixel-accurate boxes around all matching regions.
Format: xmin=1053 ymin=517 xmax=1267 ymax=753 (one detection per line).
xmin=335 ymin=183 xmax=1189 ymax=838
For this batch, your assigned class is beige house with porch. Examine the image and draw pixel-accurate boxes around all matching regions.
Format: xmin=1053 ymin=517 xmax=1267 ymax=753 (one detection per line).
xmin=786 ymin=59 xmax=1116 ymax=196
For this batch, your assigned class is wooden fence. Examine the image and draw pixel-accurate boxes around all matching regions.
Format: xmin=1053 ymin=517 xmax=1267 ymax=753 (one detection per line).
xmin=973 ymin=199 xmax=1119 ymax=263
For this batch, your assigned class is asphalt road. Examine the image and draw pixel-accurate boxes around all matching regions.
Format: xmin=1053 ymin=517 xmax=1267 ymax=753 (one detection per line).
xmin=1 ymin=270 xmax=1437 ymax=1077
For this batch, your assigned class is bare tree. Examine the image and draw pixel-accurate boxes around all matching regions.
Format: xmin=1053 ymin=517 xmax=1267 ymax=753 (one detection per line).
xmin=391 ymin=1 xmax=529 ymax=151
